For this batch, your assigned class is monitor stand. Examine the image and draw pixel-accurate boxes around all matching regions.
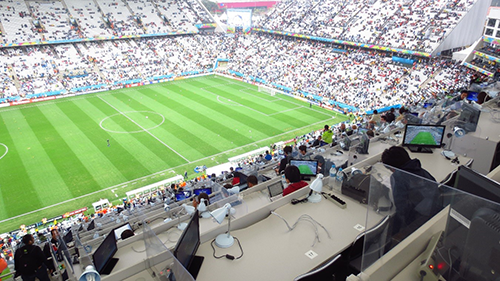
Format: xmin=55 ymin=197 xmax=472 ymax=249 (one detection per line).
xmin=100 ymin=258 xmax=119 ymax=275
xmin=187 ymin=255 xmax=204 ymax=279
xmin=407 ymin=146 xmax=433 ymax=153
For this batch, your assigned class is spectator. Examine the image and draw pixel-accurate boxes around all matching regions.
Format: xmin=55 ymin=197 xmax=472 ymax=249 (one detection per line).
xmin=14 ymin=234 xmax=50 ymax=281
xmin=283 ymin=165 xmax=308 ymax=196
xmin=381 ymin=146 xmax=440 ymax=238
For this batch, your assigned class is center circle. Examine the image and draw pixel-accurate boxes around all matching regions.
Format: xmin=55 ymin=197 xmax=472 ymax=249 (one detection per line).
xmin=0 ymin=143 xmax=8 ymax=160
xmin=100 ymin=111 xmax=165 ymax=134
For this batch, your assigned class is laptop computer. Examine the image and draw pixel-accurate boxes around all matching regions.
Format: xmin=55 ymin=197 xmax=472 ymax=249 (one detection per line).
xmin=267 ymin=181 xmax=284 ymax=201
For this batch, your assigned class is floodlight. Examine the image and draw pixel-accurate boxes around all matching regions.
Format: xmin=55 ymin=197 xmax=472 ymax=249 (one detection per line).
xmin=308 ymin=174 xmax=323 ymax=203
xmin=210 ymin=203 xmax=234 ymax=248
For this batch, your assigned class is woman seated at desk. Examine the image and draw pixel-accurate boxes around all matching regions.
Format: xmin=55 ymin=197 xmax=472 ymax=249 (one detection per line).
xmin=283 ymin=165 xmax=309 ymax=196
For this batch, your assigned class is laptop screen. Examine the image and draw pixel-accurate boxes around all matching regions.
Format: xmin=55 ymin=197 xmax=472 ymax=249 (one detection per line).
xmin=268 ymin=181 xmax=284 ymax=198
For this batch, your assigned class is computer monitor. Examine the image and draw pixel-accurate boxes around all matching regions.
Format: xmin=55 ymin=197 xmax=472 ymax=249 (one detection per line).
xmin=339 ymin=135 xmax=351 ymax=151
xmin=113 ymin=223 xmax=134 ymax=240
xmin=290 ymin=160 xmax=318 ymax=177
xmin=402 ymin=124 xmax=445 ymax=153
xmin=173 ymin=210 xmax=204 ymax=279
xmin=175 ymin=191 xmax=193 ymax=202
xmin=194 ymin=187 xmax=212 ymax=196
xmin=356 ymin=132 xmax=370 ymax=154
xmin=405 ymin=113 xmax=422 ymax=125
xmin=457 ymin=102 xmax=481 ymax=133
xmin=92 ymin=230 xmax=119 ymax=275
xmin=466 ymin=91 xmax=479 ymax=102
xmin=87 ymin=220 xmax=95 ymax=231
xmin=454 ymin=165 xmax=500 ymax=204
xmin=267 ymin=181 xmax=284 ymax=198
xmin=63 ymin=230 xmax=73 ymax=244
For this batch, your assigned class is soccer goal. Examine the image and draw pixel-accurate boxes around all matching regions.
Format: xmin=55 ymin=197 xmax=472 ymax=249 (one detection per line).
xmin=258 ymin=84 xmax=277 ymax=96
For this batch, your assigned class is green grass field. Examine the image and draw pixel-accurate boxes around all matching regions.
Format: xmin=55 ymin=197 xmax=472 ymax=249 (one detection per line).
xmin=0 ymin=75 xmax=347 ymax=232
xmin=410 ymin=132 xmax=437 ymax=145
xmin=296 ymin=164 xmax=314 ymax=175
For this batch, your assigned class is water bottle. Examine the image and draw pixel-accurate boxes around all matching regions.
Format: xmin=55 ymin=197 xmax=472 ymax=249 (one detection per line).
xmin=328 ymin=164 xmax=337 ymax=189
xmin=281 ymin=174 xmax=288 ymax=188
xmin=336 ymin=168 xmax=344 ymax=183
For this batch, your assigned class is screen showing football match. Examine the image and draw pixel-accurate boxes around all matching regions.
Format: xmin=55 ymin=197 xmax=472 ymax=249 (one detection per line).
xmin=403 ymin=125 xmax=445 ymax=146
xmin=290 ymin=160 xmax=318 ymax=176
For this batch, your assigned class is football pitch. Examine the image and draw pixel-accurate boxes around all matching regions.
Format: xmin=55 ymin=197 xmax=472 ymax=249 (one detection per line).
xmin=409 ymin=132 xmax=437 ymax=145
xmin=0 ymin=75 xmax=347 ymax=232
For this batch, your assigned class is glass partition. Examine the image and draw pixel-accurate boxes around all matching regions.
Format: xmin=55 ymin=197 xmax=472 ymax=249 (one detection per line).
xmin=360 ymin=162 xmax=500 ymax=281
xmin=142 ymin=220 xmax=195 ymax=281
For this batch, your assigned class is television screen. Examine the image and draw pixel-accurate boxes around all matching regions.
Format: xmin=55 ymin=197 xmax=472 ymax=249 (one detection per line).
xmin=173 ymin=210 xmax=203 ymax=278
xmin=402 ymin=124 xmax=445 ymax=153
xmin=175 ymin=191 xmax=192 ymax=202
xmin=290 ymin=160 xmax=318 ymax=176
xmin=63 ymin=230 xmax=73 ymax=244
xmin=466 ymin=92 xmax=479 ymax=102
xmin=87 ymin=220 xmax=95 ymax=231
xmin=194 ymin=187 xmax=212 ymax=196
xmin=92 ymin=229 xmax=118 ymax=274
xmin=457 ymin=102 xmax=481 ymax=133
xmin=454 ymin=166 xmax=500 ymax=204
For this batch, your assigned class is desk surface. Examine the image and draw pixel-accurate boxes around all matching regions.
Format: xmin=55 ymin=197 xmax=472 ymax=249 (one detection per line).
xmin=90 ymin=147 xmax=469 ymax=281
xmin=195 ymin=192 xmax=383 ymax=281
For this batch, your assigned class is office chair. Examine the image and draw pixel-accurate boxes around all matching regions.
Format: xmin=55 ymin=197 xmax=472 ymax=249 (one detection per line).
xmin=293 ymin=254 xmax=342 ymax=281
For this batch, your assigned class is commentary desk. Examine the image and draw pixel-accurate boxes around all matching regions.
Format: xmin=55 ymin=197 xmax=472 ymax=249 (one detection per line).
xmin=82 ymin=145 xmax=470 ymax=281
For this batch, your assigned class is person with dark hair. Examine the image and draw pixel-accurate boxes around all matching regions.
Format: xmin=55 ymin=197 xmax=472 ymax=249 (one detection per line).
xmin=369 ymin=110 xmax=381 ymax=126
xmin=246 ymin=175 xmax=258 ymax=188
xmin=14 ymin=234 xmax=50 ymax=281
xmin=381 ymin=146 xmax=441 ymax=237
xmin=276 ymin=145 xmax=293 ymax=174
xmin=264 ymin=150 xmax=272 ymax=161
xmin=297 ymin=145 xmax=311 ymax=160
xmin=313 ymin=155 xmax=332 ymax=177
xmin=283 ymin=165 xmax=308 ymax=196
xmin=385 ymin=108 xmax=396 ymax=123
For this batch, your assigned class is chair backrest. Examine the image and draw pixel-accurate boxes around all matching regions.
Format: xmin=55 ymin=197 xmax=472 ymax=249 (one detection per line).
xmin=293 ymin=254 xmax=342 ymax=281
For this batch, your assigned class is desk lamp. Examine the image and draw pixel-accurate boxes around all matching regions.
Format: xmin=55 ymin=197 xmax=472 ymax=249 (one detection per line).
xmin=308 ymin=174 xmax=324 ymax=203
xmin=177 ymin=204 xmax=195 ymax=230
xmin=210 ymin=203 xmax=234 ymax=248
xmin=79 ymin=265 xmax=101 ymax=281
xmin=197 ymin=198 xmax=211 ymax=218
xmin=227 ymin=186 xmax=240 ymax=195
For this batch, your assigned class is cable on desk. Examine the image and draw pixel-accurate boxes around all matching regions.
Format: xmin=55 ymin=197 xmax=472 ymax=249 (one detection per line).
xmin=270 ymin=211 xmax=331 ymax=247
xmin=210 ymin=237 xmax=243 ymax=260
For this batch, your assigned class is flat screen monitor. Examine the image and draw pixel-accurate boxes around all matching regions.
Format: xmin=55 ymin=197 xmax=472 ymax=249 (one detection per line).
xmin=466 ymin=91 xmax=479 ymax=102
xmin=92 ymin=230 xmax=119 ymax=275
xmin=113 ymin=223 xmax=133 ymax=240
xmin=87 ymin=220 xmax=95 ymax=231
xmin=356 ymin=132 xmax=370 ymax=154
xmin=454 ymin=166 xmax=500 ymax=204
xmin=173 ymin=210 xmax=204 ymax=279
xmin=194 ymin=187 xmax=212 ymax=196
xmin=402 ymin=124 xmax=445 ymax=153
xmin=405 ymin=113 xmax=422 ymax=125
xmin=290 ymin=160 xmax=318 ymax=176
xmin=267 ymin=181 xmax=284 ymax=198
xmin=457 ymin=102 xmax=481 ymax=133
xmin=175 ymin=191 xmax=192 ymax=202
xmin=63 ymin=230 xmax=73 ymax=244
xmin=339 ymin=135 xmax=351 ymax=151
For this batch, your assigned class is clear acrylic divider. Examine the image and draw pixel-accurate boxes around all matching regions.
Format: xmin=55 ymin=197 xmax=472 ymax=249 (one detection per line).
xmin=359 ymin=162 xmax=500 ymax=281
xmin=142 ymin=220 xmax=195 ymax=281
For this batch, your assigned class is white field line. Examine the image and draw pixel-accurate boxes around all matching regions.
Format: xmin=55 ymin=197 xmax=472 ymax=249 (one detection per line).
xmin=97 ymin=95 xmax=191 ymax=163
xmin=0 ymin=117 xmax=336 ymax=224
